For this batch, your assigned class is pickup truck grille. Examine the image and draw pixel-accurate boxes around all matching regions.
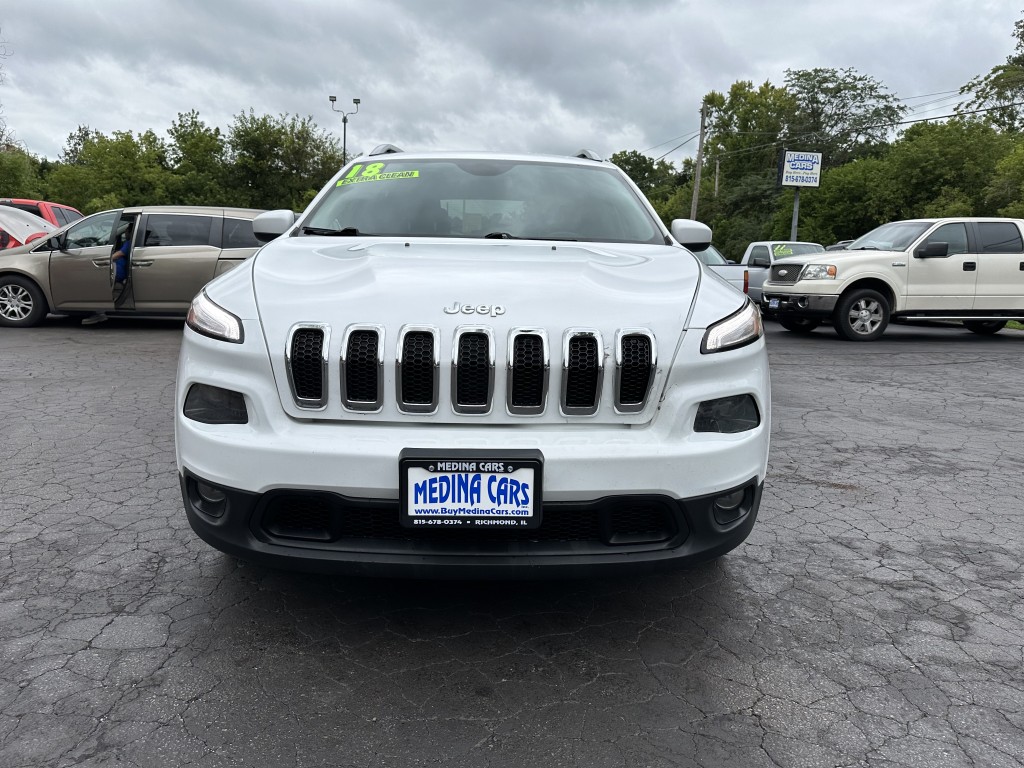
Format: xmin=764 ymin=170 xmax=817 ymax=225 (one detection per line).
xmin=285 ymin=325 xmax=658 ymax=417
xmin=769 ymin=264 xmax=802 ymax=284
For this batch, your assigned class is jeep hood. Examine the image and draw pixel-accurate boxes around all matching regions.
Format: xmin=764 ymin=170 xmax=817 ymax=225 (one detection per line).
xmin=251 ymin=237 xmax=701 ymax=337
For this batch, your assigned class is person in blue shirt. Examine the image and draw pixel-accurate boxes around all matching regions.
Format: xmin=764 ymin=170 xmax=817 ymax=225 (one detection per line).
xmin=82 ymin=221 xmax=133 ymax=325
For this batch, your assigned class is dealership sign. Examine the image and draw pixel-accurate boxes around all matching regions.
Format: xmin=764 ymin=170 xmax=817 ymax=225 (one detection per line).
xmin=778 ymin=151 xmax=823 ymax=188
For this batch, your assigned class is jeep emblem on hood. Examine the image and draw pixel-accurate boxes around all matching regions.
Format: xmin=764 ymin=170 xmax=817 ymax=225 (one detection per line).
xmin=443 ymin=302 xmax=506 ymax=317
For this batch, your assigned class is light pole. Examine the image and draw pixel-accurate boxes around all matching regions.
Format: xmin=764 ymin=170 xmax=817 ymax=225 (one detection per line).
xmin=329 ymin=96 xmax=360 ymax=165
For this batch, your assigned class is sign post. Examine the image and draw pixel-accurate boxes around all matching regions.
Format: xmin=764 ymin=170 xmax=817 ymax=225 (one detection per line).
xmin=777 ymin=150 xmax=822 ymax=240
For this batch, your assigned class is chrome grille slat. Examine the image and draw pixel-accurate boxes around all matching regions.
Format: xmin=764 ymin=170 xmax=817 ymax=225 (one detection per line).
xmin=561 ymin=329 xmax=603 ymax=416
xmin=341 ymin=325 xmax=384 ymax=412
xmin=286 ymin=323 xmax=330 ymax=410
xmin=452 ymin=327 xmax=494 ymax=414
xmin=507 ymin=329 xmax=549 ymax=415
xmin=396 ymin=325 xmax=439 ymax=414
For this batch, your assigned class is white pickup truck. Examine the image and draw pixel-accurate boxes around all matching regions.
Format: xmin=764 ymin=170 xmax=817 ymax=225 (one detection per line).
xmin=761 ymin=217 xmax=1024 ymax=340
xmin=739 ymin=241 xmax=824 ymax=303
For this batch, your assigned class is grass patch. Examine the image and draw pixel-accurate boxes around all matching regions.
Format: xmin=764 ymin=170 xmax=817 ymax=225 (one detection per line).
xmin=1009 ymin=320 xmax=1024 ymax=331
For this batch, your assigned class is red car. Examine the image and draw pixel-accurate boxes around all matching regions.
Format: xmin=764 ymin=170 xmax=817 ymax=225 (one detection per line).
xmin=0 ymin=198 xmax=83 ymax=228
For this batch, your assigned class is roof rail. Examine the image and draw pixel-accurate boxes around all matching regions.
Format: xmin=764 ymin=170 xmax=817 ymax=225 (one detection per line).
xmin=369 ymin=144 xmax=404 ymax=156
xmin=575 ymin=149 xmax=603 ymax=161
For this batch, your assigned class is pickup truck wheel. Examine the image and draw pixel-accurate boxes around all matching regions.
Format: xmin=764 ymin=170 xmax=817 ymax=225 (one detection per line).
xmin=779 ymin=317 xmax=820 ymax=334
xmin=0 ymin=275 xmax=48 ymax=327
xmin=963 ymin=320 xmax=1007 ymax=335
xmin=834 ymin=289 xmax=889 ymax=341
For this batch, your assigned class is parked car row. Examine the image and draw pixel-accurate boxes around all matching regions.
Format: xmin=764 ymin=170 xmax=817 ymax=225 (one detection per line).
xmin=0 ymin=205 xmax=265 ymax=327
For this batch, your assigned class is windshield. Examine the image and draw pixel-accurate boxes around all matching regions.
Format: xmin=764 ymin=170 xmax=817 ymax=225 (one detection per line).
xmin=690 ymin=244 xmax=730 ymax=265
xmin=849 ymin=221 xmax=931 ymax=251
xmin=771 ymin=243 xmax=824 ymax=257
xmin=301 ymin=158 xmax=664 ymax=244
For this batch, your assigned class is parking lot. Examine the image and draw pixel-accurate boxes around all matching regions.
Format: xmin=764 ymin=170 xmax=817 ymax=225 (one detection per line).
xmin=1 ymin=317 xmax=1023 ymax=768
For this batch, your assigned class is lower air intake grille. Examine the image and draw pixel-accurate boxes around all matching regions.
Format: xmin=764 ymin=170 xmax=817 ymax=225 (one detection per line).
xmin=289 ymin=328 xmax=325 ymax=404
xmin=618 ymin=334 xmax=653 ymax=407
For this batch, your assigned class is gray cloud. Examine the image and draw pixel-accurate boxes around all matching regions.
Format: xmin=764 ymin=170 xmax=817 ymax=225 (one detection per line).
xmin=1 ymin=0 xmax=1020 ymax=164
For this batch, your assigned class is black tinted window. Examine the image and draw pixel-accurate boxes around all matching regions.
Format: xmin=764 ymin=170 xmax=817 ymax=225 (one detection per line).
xmin=143 ymin=214 xmax=216 ymax=247
xmin=223 ymin=218 xmax=259 ymax=248
xmin=53 ymin=207 xmax=70 ymax=226
xmin=925 ymin=223 xmax=969 ymax=255
xmin=750 ymin=246 xmax=770 ymax=259
xmin=977 ymin=222 xmax=1024 ymax=253
xmin=60 ymin=207 xmax=83 ymax=223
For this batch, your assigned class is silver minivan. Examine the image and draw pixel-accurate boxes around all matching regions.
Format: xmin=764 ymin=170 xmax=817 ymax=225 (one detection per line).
xmin=0 ymin=205 xmax=265 ymax=327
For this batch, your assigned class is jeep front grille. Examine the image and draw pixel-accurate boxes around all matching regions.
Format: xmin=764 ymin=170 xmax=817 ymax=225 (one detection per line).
xmin=452 ymin=328 xmax=494 ymax=414
xmin=615 ymin=330 xmax=656 ymax=413
xmin=284 ymin=325 xmax=657 ymax=415
xmin=507 ymin=329 xmax=549 ymax=415
xmin=286 ymin=324 xmax=330 ymax=409
xmin=562 ymin=330 xmax=603 ymax=415
xmin=397 ymin=326 xmax=439 ymax=413
xmin=341 ymin=325 xmax=384 ymax=411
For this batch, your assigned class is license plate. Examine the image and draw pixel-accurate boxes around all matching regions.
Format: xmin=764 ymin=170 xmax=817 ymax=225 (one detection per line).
xmin=768 ymin=298 xmax=780 ymax=310
xmin=399 ymin=449 xmax=543 ymax=529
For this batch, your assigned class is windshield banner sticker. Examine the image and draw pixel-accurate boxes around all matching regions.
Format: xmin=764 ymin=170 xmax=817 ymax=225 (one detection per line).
xmin=337 ymin=163 xmax=419 ymax=186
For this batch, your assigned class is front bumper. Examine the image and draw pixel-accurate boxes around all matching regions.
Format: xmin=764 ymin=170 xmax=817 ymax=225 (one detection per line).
xmin=761 ymin=292 xmax=839 ymax=317
xmin=175 ymin=322 xmax=771 ymax=577
xmin=180 ymin=470 xmax=763 ymax=578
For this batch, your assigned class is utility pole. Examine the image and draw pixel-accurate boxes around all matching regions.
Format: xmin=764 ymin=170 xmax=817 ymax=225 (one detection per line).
xmin=689 ymin=101 xmax=707 ymax=220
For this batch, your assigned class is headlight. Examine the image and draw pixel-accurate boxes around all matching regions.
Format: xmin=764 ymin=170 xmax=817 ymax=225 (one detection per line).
xmin=701 ymin=300 xmax=763 ymax=354
xmin=186 ymin=291 xmax=244 ymax=343
xmin=800 ymin=264 xmax=837 ymax=280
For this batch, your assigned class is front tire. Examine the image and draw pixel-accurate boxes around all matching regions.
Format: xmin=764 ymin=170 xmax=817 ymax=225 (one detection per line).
xmin=0 ymin=275 xmax=48 ymax=327
xmin=779 ymin=316 xmax=820 ymax=334
xmin=834 ymin=288 xmax=889 ymax=341
xmin=963 ymin=320 xmax=1007 ymax=335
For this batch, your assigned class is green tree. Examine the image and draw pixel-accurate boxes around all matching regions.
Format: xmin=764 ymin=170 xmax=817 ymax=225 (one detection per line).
xmin=166 ymin=110 xmax=228 ymax=205
xmin=784 ymin=67 xmax=907 ymax=167
xmin=225 ymin=110 xmax=343 ymax=210
xmin=0 ymin=148 xmax=42 ymax=197
xmin=46 ymin=129 xmax=172 ymax=212
xmin=609 ymin=150 xmax=682 ymax=204
xmin=958 ymin=14 xmax=1024 ymax=131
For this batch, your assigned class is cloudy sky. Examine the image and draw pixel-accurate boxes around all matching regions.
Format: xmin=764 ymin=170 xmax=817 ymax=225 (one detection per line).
xmin=1 ymin=0 xmax=1021 ymax=164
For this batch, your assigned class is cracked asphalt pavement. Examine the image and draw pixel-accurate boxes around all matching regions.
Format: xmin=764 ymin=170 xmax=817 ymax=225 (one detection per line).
xmin=1 ymin=317 xmax=1023 ymax=767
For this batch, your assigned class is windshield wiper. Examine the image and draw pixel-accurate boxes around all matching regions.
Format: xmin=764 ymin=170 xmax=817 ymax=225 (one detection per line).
xmin=484 ymin=231 xmax=519 ymax=239
xmin=301 ymin=226 xmax=364 ymax=236
xmin=851 ymin=245 xmax=879 ymax=250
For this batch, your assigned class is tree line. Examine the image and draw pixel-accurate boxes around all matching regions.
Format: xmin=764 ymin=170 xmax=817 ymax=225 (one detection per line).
xmin=1 ymin=15 xmax=1023 ymax=260
xmin=613 ymin=15 xmax=1024 ymax=259
xmin=0 ymin=110 xmax=345 ymax=215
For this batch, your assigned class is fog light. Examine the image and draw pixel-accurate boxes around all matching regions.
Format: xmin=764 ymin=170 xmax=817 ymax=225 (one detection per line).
xmin=694 ymin=394 xmax=760 ymax=433
xmin=190 ymin=479 xmax=228 ymax=519
xmin=197 ymin=483 xmax=226 ymax=505
xmin=713 ymin=488 xmax=747 ymax=525
xmin=183 ymin=384 xmax=248 ymax=424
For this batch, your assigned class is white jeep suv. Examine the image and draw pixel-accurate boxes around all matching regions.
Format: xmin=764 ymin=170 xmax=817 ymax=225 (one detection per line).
xmin=174 ymin=148 xmax=770 ymax=577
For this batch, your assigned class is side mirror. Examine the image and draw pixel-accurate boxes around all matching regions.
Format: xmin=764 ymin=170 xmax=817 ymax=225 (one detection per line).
xmin=914 ymin=241 xmax=948 ymax=258
xmin=47 ymin=235 xmax=63 ymax=251
xmin=252 ymin=209 xmax=299 ymax=243
xmin=670 ymin=218 xmax=712 ymax=250
xmin=749 ymin=256 xmax=771 ymax=268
